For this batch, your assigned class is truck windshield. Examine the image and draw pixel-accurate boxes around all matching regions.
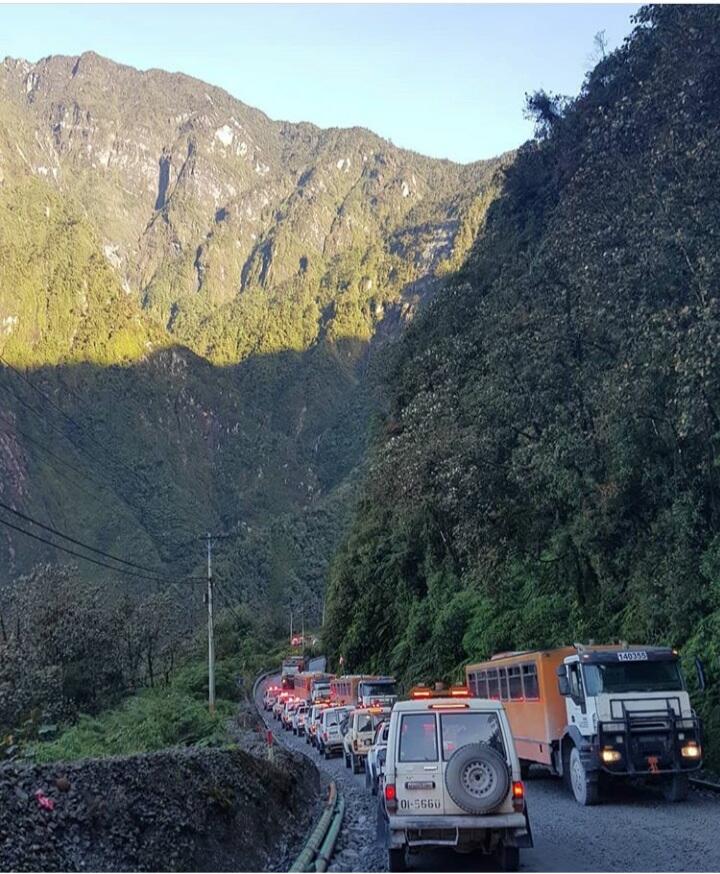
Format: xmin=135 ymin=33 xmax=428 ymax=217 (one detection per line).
xmin=361 ymin=681 xmax=396 ymax=697
xmin=583 ymin=660 xmax=683 ymax=694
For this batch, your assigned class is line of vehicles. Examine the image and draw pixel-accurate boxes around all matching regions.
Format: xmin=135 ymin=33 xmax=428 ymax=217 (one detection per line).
xmin=263 ymin=642 xmax=705 ymax=872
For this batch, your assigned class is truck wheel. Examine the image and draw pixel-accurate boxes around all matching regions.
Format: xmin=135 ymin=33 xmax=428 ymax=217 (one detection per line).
xmin=352 ymin=754 xmax=361 ymax=774
xmin=324 ymin=746 xmax=331 ymax=760
xmin=663 ymin=774 xmax=690 ymax=802
xmin=569 ymin=747 xmax=599 ymax=806
xmin=365 ymin=765 xmax=372 ymax=789
xmin=520 ymin=761 xmax=531 ymax=780
xmin=388 ymin=848 xmax=407 ymax=872
xmin=445 ymin=743 xmax=510 ymax=814
xmin=371 ymin=776 xmax=378 ymax=796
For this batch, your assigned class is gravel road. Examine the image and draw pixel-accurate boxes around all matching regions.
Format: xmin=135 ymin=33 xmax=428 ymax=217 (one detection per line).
xmin=257 ymin=678 xmax=720 ymax=872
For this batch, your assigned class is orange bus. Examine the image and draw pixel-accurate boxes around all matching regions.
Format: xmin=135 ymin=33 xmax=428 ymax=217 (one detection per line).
xmin=330 ymin=675 xmax=382 ymax=706
xmin=465 ymin=647 xmax=574 ymax=767
xmin=294 ymin=672 xmax=335 ymax=702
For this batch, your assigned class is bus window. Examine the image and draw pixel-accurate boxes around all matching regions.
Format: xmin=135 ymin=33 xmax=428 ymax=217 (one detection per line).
xmin=487 ymin=669 xmax=500 ymax=699
xmin=522 ymin=663 xmax=539 ymax=699
xmin=477 ymin=671 xmax=488 ymax=698
xmin=499 ymin=667 xmax=509 ymax=701
xmin=508 ymin=666 xmax=523 ymax=700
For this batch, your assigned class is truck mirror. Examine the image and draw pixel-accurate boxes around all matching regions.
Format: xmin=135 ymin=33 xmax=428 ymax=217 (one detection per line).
xmin=555 ymin=664 xmax=570 ymax=696
xmin=695 ymin=657 xmax=707 ymax=693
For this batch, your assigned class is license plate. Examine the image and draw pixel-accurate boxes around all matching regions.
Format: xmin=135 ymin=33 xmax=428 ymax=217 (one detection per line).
xmin=399 ymin=797 xmax=441 ymax=810
xmin=618 ymin=651 xmax=648 ymax=661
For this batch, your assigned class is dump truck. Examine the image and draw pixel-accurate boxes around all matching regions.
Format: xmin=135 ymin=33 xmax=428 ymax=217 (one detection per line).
xmin=465 ymin=644 xmax=703 ymax=805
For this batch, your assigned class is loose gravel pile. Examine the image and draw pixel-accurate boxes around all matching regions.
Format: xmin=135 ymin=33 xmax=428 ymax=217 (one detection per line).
xmin=0 ymin=742 xmax=318 ymax=872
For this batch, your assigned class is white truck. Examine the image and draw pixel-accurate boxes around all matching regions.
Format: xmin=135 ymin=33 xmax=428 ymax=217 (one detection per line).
xmin=357 ymin=676 xmax=397 ymax=708
xmin=466 ymin=644 xmax=704 ymax=805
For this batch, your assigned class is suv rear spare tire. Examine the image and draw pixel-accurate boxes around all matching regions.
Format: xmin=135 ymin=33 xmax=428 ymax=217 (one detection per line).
xmin=444 ymin=743 xmax=510 ymax=814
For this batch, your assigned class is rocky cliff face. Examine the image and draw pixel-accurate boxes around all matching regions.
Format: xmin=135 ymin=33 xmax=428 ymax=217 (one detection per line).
xmin=0 ymin=52 xmax=508 ymax=613
xmin=0 ymin=52 xmax=505 ymax=358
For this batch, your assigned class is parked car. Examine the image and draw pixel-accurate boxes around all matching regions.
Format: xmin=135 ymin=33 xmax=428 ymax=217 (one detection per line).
xmin=343 ymin=707 xmax=389 ymax=773
xmin=263 ymin=685 xmax=280 ymax=711
xmin=366 ymin=719 xmax=389 ymax=794
xmin=307 ymin=704 xmax=328 ymax=746
xmin=317 ymin=706 xmax=352 ymax=758
xmin=292 ymin=702 xmax=309 ymax=735
xmin=272 ymin=693 xmax=290 ymax=720
xmin=281 ymin=698 xmax=301 ymax=730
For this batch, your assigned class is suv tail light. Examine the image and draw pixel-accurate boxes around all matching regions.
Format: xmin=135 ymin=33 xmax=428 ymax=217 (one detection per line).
xmin=384 ymin=783 xmax=397 ymax=812
xmin=512 ymin=781 xmax=525 ymax=812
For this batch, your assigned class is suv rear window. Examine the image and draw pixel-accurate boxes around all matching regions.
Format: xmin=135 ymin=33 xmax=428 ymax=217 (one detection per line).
xmin=356 ymin=714 xmax=374 ymax=733
xmin=399 ymin=713 xmax=438 ymax=762
xmin=440 ymin=712 xmax=506 ymax=760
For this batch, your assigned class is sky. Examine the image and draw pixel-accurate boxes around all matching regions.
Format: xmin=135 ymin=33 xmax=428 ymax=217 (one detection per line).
xmin=1 ymin=3 xmax=640 ymax=163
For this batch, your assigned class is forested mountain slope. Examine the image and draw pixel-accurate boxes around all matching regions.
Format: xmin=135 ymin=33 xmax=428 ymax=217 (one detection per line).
xmin=0 ymin=52 xmax=505 ymax=615
xmin=324 ymin=5 xmax=720 ymax=747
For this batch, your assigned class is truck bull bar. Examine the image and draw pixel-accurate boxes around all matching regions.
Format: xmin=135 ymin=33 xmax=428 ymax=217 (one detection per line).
xmin=596 ymin=698 xmax=702 ymax=775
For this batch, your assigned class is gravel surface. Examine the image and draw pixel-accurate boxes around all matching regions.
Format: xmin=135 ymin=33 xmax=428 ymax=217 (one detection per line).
xmin=258 ymin=677 xmax=720 ymax=873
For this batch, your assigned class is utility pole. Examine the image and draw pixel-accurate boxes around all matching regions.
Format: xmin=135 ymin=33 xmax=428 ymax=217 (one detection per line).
xmin=205 ymin=532 xmax=216 ymax=715
xmin=290 ymin=609 xmax=294 ymax=645
xmin=200 ymin=531 xmax=232 ymax=715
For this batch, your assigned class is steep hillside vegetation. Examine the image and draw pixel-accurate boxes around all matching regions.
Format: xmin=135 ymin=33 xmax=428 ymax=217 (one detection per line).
xmin=0 ymin=52 xmax=506 ymax=615
xmin=325 ymin=5 xmax=720 ymax=749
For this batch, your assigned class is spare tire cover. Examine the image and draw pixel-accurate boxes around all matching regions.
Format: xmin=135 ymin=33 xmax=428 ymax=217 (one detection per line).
xmin=444 ymin=743 xmax=510 ymax=814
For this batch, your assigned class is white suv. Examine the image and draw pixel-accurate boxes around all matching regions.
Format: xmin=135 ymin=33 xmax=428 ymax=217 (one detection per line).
xmin=317 ymin=706 xmax=351 ymax=759
xmin=380 ymin=696 xmax=532 ymax=871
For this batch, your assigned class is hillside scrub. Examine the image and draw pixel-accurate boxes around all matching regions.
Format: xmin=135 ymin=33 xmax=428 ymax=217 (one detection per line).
xmin=324 ymin=5 xmax=720 ymax=763
xmin=0 ymin=564 xmax=281 ymax=761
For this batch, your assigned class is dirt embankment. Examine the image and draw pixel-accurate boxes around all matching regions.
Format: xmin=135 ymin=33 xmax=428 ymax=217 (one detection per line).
xmin=0 ymin=744 xmax=318 ymax=872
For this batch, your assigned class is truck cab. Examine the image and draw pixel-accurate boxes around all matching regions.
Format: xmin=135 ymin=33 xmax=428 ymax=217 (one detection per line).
xmin=556 ymin=645 xmax=702 ymax=803
xmin=357 ymin=677 xmax=398 ymax=708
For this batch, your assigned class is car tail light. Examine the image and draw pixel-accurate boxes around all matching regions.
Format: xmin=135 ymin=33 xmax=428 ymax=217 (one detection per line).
xmin=512 ymin=781 xmax=524 ymax=812
xmin=384 ymin=783 xmax=397 ymax=812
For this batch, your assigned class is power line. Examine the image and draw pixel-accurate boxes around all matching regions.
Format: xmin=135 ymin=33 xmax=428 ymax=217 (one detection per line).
xmin=0 ymin=513 xmax=198 ymax=584
xmin=2 ymin=422 xmax=107 ymax=504
xmin=0 ymin=499 xmax=185 ymax=579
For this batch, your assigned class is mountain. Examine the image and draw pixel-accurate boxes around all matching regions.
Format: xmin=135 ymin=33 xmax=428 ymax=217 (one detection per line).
xmin=324 ymin=1 xmax=720 ymax=758
xmin=0 ymin=51 xmax=506 ymax=618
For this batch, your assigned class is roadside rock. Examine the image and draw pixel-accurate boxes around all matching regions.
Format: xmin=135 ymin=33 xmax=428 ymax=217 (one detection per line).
xmin=0 ymin=745 xmax=318 ymax=871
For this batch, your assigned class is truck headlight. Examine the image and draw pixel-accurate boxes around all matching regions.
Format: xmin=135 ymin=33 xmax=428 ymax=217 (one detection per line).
xmin=601 ymin=747 xmax=622 ymax=763
xmin=681 ymin=741 xmax=701 ymax=759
